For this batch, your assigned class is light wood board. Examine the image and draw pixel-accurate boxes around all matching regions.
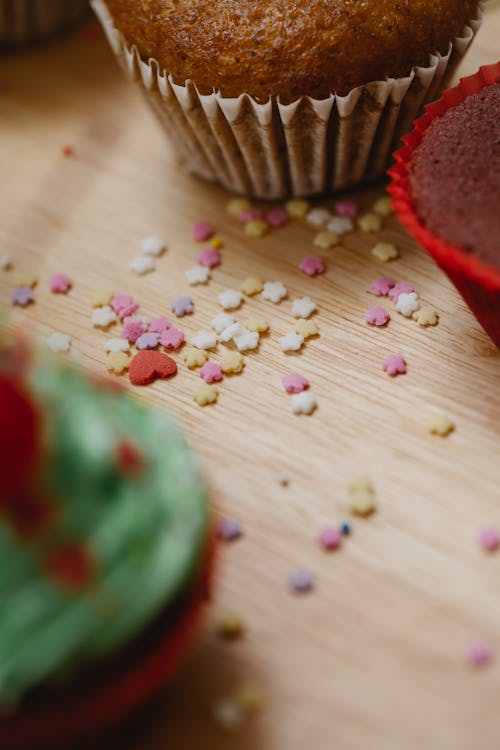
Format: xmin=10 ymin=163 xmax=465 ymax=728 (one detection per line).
xmin=0 ymin=7 xmax=499 ymax=750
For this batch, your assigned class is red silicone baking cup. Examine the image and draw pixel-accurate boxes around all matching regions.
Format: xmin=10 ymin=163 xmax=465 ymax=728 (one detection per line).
xmin=0 ymin=531 xmax=216 ymax=750
xmin=389 ymin=62 xmax=500 ymax=346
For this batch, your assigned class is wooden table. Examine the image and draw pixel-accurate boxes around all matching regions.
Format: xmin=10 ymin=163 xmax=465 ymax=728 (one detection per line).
xmin=1 ymin=7 xmax=499 ymax=749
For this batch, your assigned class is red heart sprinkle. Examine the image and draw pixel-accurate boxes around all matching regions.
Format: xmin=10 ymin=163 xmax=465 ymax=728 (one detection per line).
xmin=129 ymin=350 xmax=177 ymax=386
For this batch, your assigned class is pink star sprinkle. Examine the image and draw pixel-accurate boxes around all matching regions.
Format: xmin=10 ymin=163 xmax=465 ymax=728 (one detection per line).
xmin=299 ymin=256 xmax=325 ymax=277
xmin=468 ymin=642 xmax=493 ymax=667
xmin=50 ymin=274 xmax=72 ymax=294
xmin=335 ymin=200 xmax=358 ymax=218
xmin=266 ymin=208 xmax=289 ymax=228
xmin=365 ymin=307 xmax=390 ymax=327
xmin=370 ymin=277 xmax=395 ymax=297
xmin=318 ymin=527 xmax=343 ymax=551
xmin=149 ymin=317 xmax=171 ymax=334
xmin=282 ymin=373 xmax=310 ymax=393
xmin=111 ymin=295 xmax=140 ymax=320
xmin=388 ymin=283 xmax=415 ymax=302
xmin=197 ymin=247 xmax=221 ymax=268
xmin=200 ymin=361 xmax=223 ymax=383
xmin=382 ymin=355 xmax=407 ymax=377
xmin=160 ymin=327 xmax=185 ymax=350
xmin=192 ymin=222 xmax=215 ymax=242
xmin=121 ymin=319 xmax=147 ymax=344
xmin=239 ymin=208 xmax=263 ymax=223
xmin=479 ymin=527 xmax=500 ymax=552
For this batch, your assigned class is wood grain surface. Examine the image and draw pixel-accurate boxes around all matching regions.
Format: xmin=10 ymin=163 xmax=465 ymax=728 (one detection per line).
xmin=1 ymin=7 xmax=499 ymax=750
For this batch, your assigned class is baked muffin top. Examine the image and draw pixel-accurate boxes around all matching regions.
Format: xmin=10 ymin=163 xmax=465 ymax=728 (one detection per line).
xmin=104 ymin=0 xmax=478 ymax=102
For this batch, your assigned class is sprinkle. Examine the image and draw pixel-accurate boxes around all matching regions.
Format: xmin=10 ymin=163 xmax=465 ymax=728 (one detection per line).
xmin=429 ymin=415 xmax=455 ymax=437
xmin=200 ymin=361 xmax=223 ymax=383
xmin=388 ymin=283 xmax=415 ymax=302
xmin=121 ymin=318 xmax=147 ymax=343
xmin=335 ymin=200 xmax=358 ymax=218
xmin=218 ymin=289 xmax=243 ymax=310
xmin=234 ymin=331 xmax=259 ymax=352
xmin=292 ymin=297 xmax=317 ymax=319
xmin=171 ymin=296 xmax=194 ymax=317
xmin=382 ymin=354 xmax=406 ymax=376
xmin=11 ymin=287 xmax=34 ymax=307
xmin=468 ymin=642 xmax=493 ymax=667
xmin=244 ymin=219 xmax=269 ymax=237
xmin=373 ymin=196 xmax=394 ymax=217
xmin=262 ymin=281 xmax=287 ymax=304
xmin=295 ymin=319 xmax=319 ymax=339
xmin=279 ymin=333 xmax=304 ymax=353
xmin=396 ymin=292 xmax=420 ymax=317
xmin=197 ymin=247 xmax=221 ymax=268
xmin=220 ymin=351 xmax=245 ymax=374
xmin=92 ymin=289 xmax=113 ymax=307
xmin=478 ymin=528 xmax=500 ymax=552
xmin=49 ymin=274 xmax=72 ymax=294
xmin=217 ymin=612 xmax=244 ymax=639
xmin=218 ymin=517 xmax=242 ymax=541
xmin=194 ymin=383 xmax=218 ymax=406
xmin=291 ymin=391 xmax=317 ymax=415
xmin=340 ymin=522 xmax=351 ymax=535
xmin=213 ymin=697 xmax=244 ymax=731
xmin=192 ymin=222 xmax=215 ymax=242
xmin=289 ymin=569 xmax=314 ymax=593
xmin=326 ymin=216 xmax=354 ymax=235
xmin=130 ymin=256 xmax=155 ymax=274
xmin=239 ymin=207 xmax=263 ymax=223
xmin=348 ymin=477 xmax=376 ymax=517
xmin=359 ymin=213 xmax=383 ymax=233
xmin=370 ymin=277 xmax=395 ymax=297
xmin=106 ymin=351 xmax=129 ymax=374
xmin=299 ymin=256 xmax=325 ymax=277
xmin=47 ymin=332 xmax=71 ymax=353
xmin=318 ymin=527 xmax=342 ymax=551
xmin=219 ymin=323 xmax=244 ymax=343
xmin=365 ymin=307 xmax=390 ymax=327
xmin=282 ymin=373 xmax=309 ymax=393
xmin=266 ymin=207 xmax=289 ymax=228
xmin=149 ymin=317 xmax=171 ymax=334
xmin=413 ymin=307 xmax=440 ymax=327
xmin=192 ymin=330 xmax=218 ymax=350
xmin=227 ymin=197 xmax=252 ymax=217
xmin=129 ymin=350 xmax=177 ymax=385
xmin=286 ymin=199 xmax=310 ymax=219
xmin=240 ymin=276 xmax=263 ymax=296
xmin=136 ymin=332 xmax=160 ymax=350
xmin=306 ymin=207 xmax=332 ymax=227
xmin=183 ymin=347 xmax=208 ymax=369
xmin=106 ymin=338 xmax=130 ymax=353
xmin=141 ymin=236 xmax=165 ymax=256
xmin=111 ymin=295 xmax=139 ymax=320
xmin=61 ymin=144 xmax=74 ymax=157
xmin=91 ymin=305 xmax=116 ymax=328
xmin=185 ymin=265 xmax=210 ymax=285
xmin=210 ymin=237 xmax=223 ymax=249
xmin=314 ymin=230 xmax=339 ymax=249
xmin=244 ymin=318 xmax=269 ymax=333
xmin=211 ymin=313 xmax=236 ymax=334
xmin=0 ymin=257 xmax=12 ymax=270
xmin=349 ymin=477 xmax=374 ymax=495
xmin=160 ymin=327 xmax=185 ymax=350
xmin=372 ymin=242 xmax=399 ymax=262
xmin=14 ymin=273 xmax=37 ymax=288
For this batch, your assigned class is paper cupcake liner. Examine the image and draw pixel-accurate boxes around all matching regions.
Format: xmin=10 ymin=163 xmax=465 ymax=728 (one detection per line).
xmin=0 ymin=0 xmax=89 ymax=48
xmin=92 ymin=0 xmax=483 ymax=199
xmin=0 ymin=531 xmax=216 ymax=749
xmin=389 ymin=62 xmax=500 ymax=347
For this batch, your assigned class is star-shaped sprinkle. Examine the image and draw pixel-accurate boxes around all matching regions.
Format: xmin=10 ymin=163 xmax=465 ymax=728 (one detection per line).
xmin=91 ymin=305 xmax=116 ymax=328
xmin=185 ymin=265 xmax=210 ymax=285
xmin=191 ymin=330 xmax=218 ymax=350
xmin=239 ymin=207 xmax=263 ymax=223
xmin=413 ymin=306 xmax=439 ymax=327
xmin=141 ymin=236 xmax=165 ymax=256
xmin=282 ymin=373 xmax=309 ymax=393
xmin=382 ymin=354 xmax=407 ymax=376
xmin=92 ymin=289 xmax=113 ymax=307
xmin=335 ymin=200 xmax=358 ymax=218
xmin=388 ymin=283 xmax=415 ymax=302
xmin=244 ymin=318 xmax=269 ymax=333
xmin=50 ymin=274 xmax=72 ymax=294
xmin=183 ymin=347 xmax=208 ymax=369
xmin=219 ymin=323 xmax=244 ymax=343
xmin=192 ymin=222 xmax=214 ymax=242
xmin=373 ymin=195 xmax=394 ymax=217
xmin=262 ymin=281 xmax=287 ymax=304
xmin=121 ymin=318 xmax=147 ymax=343
xmin=244 ymin=219 xmax=269 ymax=237
xmin=211 ymin=313 xmax=236 ymax=333
xmin=306 ymin=207 xmax=331 ymax=226
xmin=105 ymin=338 xmax=130 ymax=353
xmin=326 ymin=216 xmax=354 ymax=235
xmin=217 ymin=517 xmax=242 ymax=541
xmin=160 ymin=327 xmax=185 ymax=349
xmin=240 ymin=276 xmax=263 ymax=296
xmin=220 ymin=351 xmax=245 ymax=374
xmin=289 ymin=569 xmax=314 ymax=592
xmin=285 ymin=199 xmax=310 ymax=219
xmin=47 ymin=332 xmax=71 ymax=352
xmin=226 ymin=197 xmax=252 ymax=217
xmin=218 ymin=289 xmax=243 ymax=310
xmin=359 ymin=213 xmax=383 ymax=233
xmin=314 ymin=230 xmax=339 ymax=249
xmin=11 ymin=286 xmax=34 ymax=306
xmin=295 ymin=319 xmax=319 ymax=339
xmin=149 ymin=317 xmax=171 ymax=333
xmin=279 ymin=332 xmax=304 ymax=352
xmin=365 ymin=307 xmax=390 ymax=327
xmin=194 ymin=383 xmax=218 ymax=406
xmin=372 ymin=242 xmax=399 ymax=262
xmin=130 ymin=256 xmax=155 ymax=274
xmin=291 ymin=391 xmax=317 ymax=415
xmin=370 ymin=277 xmax=395 ymax=297
xmin=197 ymin=247 xmax=221 ymax=268
xmin=396 ymin=292 xmax=420 ymax=317
xmin=200 ymin=361 xmax=223 ymax=383
xmin=106 ymin=351 xmax=129 ymax=373
xmin=136 ymin=332 xmax=160 ymax=350
xmin=266 ymin=207 xmax=289 ymax=228
xmin=299 ymin=256 xmax=325 ymax=277
xmin=233 ymin=330 xmax=259 ymax=352
xmin=171 ymin=296 xmax=193 ymax=317
xmin=428 ymin=415 xmax=455 ymax=437
xmin=292 ymin=297 xmax=317 ymax=319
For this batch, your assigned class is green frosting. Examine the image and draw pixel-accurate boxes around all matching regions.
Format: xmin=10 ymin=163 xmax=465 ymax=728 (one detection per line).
xmin=0 ymin=364 xmax=209 ymax=704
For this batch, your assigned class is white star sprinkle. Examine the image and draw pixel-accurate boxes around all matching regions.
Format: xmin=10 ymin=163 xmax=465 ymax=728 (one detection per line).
xmin=279 ymin=332 xmax=304 ymax=352
xmin=292 ymin=297 xmax=317 ymax=319
xmin=185 ymin=265 xmax=210 ymax=285
xmin=218 ymin=289 xmax=243 ymax=310
xmin=141 ymin=236 xmax=165 ymax=256
xmin=262 ymin=281 xmax=287 ymax=304
xmin=92 ymin=305 xmax=116 ymax=328
xmin=47 ymin=332 xmax=71 ymax=353
xmin=130 ymin=255 xmax=155 ymax=274
xmin=219 ymin=322 xmax=244 ymax=343
xmin=211 ymin=313 xmax=236 ymax=334
xmin=291 ymin=391 xmax=317 ymax=415
xmin=105 ymin=338 xmax=130 ymax=353
xmin=326 ymin=216 xmax=354 ymax=235
xmin=191 ymin=330 xmax=218 ymax=350
xmin=234 ymin=330 xmax=259 ymax=352
xmin=396 ymin=292 xmax=420 ymax=317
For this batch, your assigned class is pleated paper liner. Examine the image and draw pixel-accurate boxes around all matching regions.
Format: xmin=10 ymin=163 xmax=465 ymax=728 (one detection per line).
xmin=0 ymin=530 xmax=216 ymax=750
xmin=92 ymin=0 xmax=483 ymax=200
xmin=389 ymin=62 xmax=500 ymax=347
xmin=0 ymin=0 xmax=89 ymax=48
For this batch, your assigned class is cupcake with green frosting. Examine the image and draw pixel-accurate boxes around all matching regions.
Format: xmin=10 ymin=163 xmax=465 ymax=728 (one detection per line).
xmin=0 ymin=346 xmax=212 ymax=749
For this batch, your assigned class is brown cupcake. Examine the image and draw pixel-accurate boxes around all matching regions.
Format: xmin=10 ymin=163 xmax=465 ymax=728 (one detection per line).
xmin=94 ymin=0 xmax=483 ymax=198
xmin=0 ymin=0 xmax=89 ymax=49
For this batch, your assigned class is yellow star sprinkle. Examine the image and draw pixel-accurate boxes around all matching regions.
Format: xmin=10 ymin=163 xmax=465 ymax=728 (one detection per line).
xmin=429 ymin=415 xmax=455 ymax=437
xmin=226 ymin=197 xmax=252 ymax=217
xmin=373 ymin=196 xmax=394 ymax=217
xmin=348 ymin=476 xmax=376 ymax=517
xmin=194 ymin=383 xmax=218 ymax=406
xmin=371 ymin=242 xmax=399 ymax=262
xmin=412 ymin=306 xmax=439 ymax=327
xmin=210 ymin=237 xmax=223 ymax=249
xmin=92 ymin=289 xmax=114 ymax=307
xmin=286 ymin=199 xmax=311 ymax=219
xmin=348 ymin=476 xmax=374 ymax=495
xmin=359 ymin=212 xmax=383 ymax=233
xmin=220 ymin=351 xmax=245 ymax=374
xmin=106 ymin=351 xmax=129 ymax=374
xmin=216 ymin=612 xmax=244 ymax=640
xmin=14 ymin=273 xmax=37 ymax=288
xmin=244 ymin=219 xmax=269 ymax=238
xmin=314 ymin=230 xmax=339 ymax=249
xmin=244 ymin=318 xmax=269 ymax=333
xmin=295 ymin=319 xmax=319 ymax=339
xmin=240 ymin=276 xmax=263 ymax=296
xmin=183 ymin=347 xmax=208 ymax=369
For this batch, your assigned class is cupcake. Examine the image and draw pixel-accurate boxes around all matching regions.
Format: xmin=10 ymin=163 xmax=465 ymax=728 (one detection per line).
xmin=390 ymin=63 xmax=500 ymax=347
xmin=0 ymin=0 xmax=89 ymax=49
xmin=92 ymin=0 xmax=482 ymax=199
xmin=0 ymin=345 xmax=212 ymax=748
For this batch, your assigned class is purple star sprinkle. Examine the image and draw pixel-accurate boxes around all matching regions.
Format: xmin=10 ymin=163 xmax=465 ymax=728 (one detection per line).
xmin=12 ymin=287 xmax=34 ymax=307
xmin=171 ymin=296 xmax=194 ymax=317
xmin=136 ymin=332 xmax=160 ymax=350
xmin=289 ymin=569 xmax=314 ymax=593
xmin=217 ymin=517 xmax=242 ymax=542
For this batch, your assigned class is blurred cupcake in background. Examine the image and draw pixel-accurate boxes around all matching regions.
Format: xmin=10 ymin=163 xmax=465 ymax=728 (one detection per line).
xmin=0 ymin=0 xmax=89 ymax=49
xmin=0 ymin=342 xmax=213 ymax=749
xmin=92 ymin=0 xmax=483 ymax=199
